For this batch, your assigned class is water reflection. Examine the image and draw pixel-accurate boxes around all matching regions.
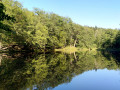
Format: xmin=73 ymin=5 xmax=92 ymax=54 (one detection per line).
xmin=0 ymin=51 xmax=120 ymax=90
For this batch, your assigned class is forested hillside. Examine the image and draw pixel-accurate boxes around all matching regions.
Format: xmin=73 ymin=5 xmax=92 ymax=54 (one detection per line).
xmin=0 ymin=0 xmax=120 ymax=52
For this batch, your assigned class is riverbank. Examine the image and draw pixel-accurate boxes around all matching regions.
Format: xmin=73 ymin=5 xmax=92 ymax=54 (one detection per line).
xmin=55 ymin=46 xmax=78 ymax=53
xmin=1 ymin=46 xmax=120 ymax=54
xmin=55 ymin=46 xmax=99 ymax=53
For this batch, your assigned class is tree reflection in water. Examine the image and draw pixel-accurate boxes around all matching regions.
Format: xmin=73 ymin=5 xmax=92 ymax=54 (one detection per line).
xmin=0 ymin=51 xmax=120 ymax=90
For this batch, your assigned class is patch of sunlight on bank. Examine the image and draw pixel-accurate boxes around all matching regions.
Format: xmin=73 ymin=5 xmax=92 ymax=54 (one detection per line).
xmin=78 ymin=48 xmax=97 ymax=51
xmin=55 ymin=47 xmax=98 ymax=54
xmin=55 ymin=46 xmax=78 ymax=54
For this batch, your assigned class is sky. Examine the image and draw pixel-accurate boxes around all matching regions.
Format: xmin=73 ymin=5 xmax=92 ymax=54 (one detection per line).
xmin=16 ymin=0 xmax=120 ymax=29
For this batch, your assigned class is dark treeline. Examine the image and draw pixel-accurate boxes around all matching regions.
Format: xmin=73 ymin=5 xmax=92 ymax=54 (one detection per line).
xmin=0 ymin=0 xmax=120 ymax=52
xmin=0 ymin=51 xmax=119 ymax=90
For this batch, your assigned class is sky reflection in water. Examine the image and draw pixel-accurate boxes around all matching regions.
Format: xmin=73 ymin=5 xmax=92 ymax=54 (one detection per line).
xmin=0 ymin=51 xmax=120 ymax=90
xmin=53 ymin=69 xmax=120 ymax=90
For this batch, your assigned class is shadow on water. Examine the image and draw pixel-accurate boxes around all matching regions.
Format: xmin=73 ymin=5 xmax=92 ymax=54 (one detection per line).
xmin=0 ymin=50 xmax=120 ymax=90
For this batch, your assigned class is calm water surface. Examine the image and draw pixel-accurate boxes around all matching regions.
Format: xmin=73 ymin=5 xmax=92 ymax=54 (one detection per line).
xmin=0 ymin=51 xmax=120 ymax=90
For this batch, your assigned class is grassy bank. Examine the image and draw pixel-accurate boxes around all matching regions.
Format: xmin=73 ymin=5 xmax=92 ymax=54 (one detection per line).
xmin=55 ymin=46 xmax=99 ymax=53
xmin=78 ymin=48 xmax=98 ymax=51
xmin=55 ymin=46 xmax=78 ymax=53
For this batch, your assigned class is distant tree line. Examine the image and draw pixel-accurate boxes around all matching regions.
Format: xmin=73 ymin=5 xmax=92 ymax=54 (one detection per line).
xmin=0 ymin=0 xmax=120 ymax=51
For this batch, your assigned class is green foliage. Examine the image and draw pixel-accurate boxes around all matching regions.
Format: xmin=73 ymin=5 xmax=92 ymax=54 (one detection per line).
xmin=0 ymin=0 xmax=120 ymax=51
xmin=0 ymin=51 xmax=120 ymax=89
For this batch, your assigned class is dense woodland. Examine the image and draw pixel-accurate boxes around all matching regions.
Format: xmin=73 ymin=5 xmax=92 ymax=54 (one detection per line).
xmin=1 ymin=0 xmax=120 ymax=89
xmin=0 ymin=0 xmax=120 ymax=52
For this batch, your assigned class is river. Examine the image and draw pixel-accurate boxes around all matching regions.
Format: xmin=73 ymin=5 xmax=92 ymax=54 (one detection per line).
xmin=0 ymin=51 xmax=120 ymax=90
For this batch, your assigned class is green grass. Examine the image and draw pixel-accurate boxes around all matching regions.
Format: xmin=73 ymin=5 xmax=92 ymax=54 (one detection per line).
xmin=55 ymin=46 xmax=99 ymax=54
xmin=55 ymin=46 xmax=78 ymax=54
xmin=77 ymin=48 xmax=97 ymax=51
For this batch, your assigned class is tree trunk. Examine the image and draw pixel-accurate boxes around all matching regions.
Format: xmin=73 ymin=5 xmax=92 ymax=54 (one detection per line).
xmin=70 ymin=36 xmax=72 ymax=47
xmin=0 ymin=55 xmax=2 ymax=65
xmin=74 ymin=52 xmax=77 ymax=61
xmin=74 ymin=39 xmax=77 ymax=47
xmin=0 ymin=42 xmax=2 ymax=50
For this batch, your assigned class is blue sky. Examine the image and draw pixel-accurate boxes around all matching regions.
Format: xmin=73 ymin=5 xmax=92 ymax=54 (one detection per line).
xmin=17 ymin=0 xmax=120 ymax=29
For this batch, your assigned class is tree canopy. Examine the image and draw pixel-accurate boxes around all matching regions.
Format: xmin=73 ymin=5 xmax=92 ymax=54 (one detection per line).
xmin=0 ymin=0 xmax=120 ymax=52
